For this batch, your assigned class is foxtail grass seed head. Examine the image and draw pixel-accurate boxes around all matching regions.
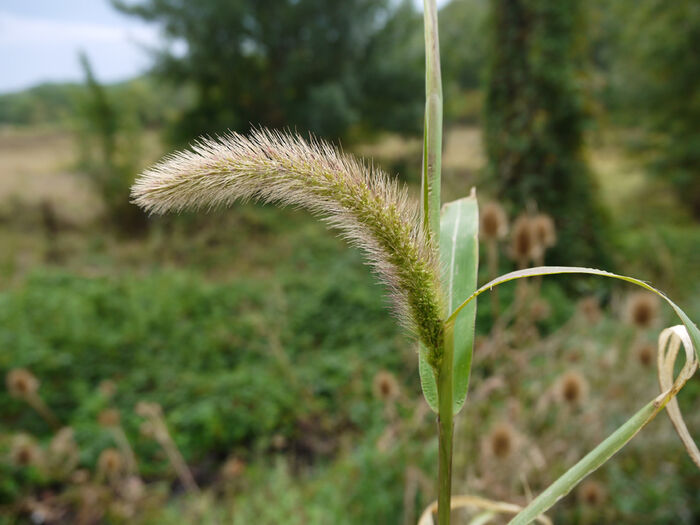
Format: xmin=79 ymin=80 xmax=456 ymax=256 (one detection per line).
xmin=98 ymin=409 xmax=121 ymax=427
xmin=626 ymin=292 xmax=659 ymax=329
xmin=6 ymin=368 xmax=39 ymax=398
xmin=480 ymin=202 xmax=508 ymax=240
xmin=131 ymin=129 xmax=445 ymax=364
xmin=532 ymin=213 xmax=556 ymax=250
xmin=578 ymin=480 xmax=607 ymax=507
xmin=10 ymin=434 xmax=42 ymax=468
xmin=372 ymin=370 xmax=400 ymax=402
xmin=488 ymin=423 xmax=515 ymax=459
xmin=510 ymin=215 xmax=536 ymax=265
xmin=98 ymin=448 xmax=123 ymax=477
xmin=635 ymin=342 xmax=655 ymax=367
xmin=558 ymin=371 xmax=588 ymax=406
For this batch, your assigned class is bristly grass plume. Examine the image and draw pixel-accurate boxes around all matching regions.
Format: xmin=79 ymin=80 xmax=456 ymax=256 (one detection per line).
xmin=131 ymin=128 xmax=445 ymax=361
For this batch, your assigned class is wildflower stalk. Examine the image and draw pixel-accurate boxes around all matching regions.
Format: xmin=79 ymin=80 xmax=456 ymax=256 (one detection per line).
xmin=422 ymin=1 xmax=452 ymax=523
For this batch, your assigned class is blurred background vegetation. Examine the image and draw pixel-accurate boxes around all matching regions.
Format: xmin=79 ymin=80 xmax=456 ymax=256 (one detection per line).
xmin=0 ymin=0 xmax=698 ymax=523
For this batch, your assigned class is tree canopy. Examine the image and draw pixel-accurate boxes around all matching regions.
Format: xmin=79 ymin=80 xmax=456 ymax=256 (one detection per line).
xmin=113 ymin=0 xmax=424 ymax=143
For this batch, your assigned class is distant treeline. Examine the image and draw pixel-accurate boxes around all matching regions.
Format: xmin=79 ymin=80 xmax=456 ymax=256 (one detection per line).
xmin=2 ymin=0 xmax=697 ymax=220
xmin=0 ymin=76 xmax=189 ymax=129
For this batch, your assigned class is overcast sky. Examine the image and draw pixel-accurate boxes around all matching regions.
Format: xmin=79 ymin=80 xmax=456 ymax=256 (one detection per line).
xmin=0 ymin=0 xmax=447 ymax=95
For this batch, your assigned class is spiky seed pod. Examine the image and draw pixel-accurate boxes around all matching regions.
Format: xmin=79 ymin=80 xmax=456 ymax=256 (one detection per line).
xmin=121 ymin=476 xmax=145 ymax=502
xmin=578 ymin=296 xmax=601 ymax=324
xmin=98 ymin=409 xmax=121 ymax=427
xmin=49 ymin=427 xmax=77 ymax=458
xmin=488 ymin=423 xmax=515 ymax=459
xmin=510 ymin=215 xmax=536 ymax=264
xmin=271 ymin=434 xmax=287 ymax=450
xmin=558 ymin=371 xmax=588 ymax=406
xmin=480 ymin=202 xmax=508 ymax=240
xmin=10 ymin=434 xmax=42 ymax=467
xmin=635 ymin=342 xmax=655 ymax=367
xmin=6 ymin=368 xmax=39 ymax=398
xmin=131 ymin=129 xmax=445 ymax=363
xmin=372 ymin=370 xmax=400 ymax=402
xmin=98 ymin=448 xmax=123 ymax=476
xmin=97 ymin=380 xmax=117 ymax=399
xmin=530 ymin=298 xmax=551 ymax=321
xmin=135 ymin=401 xmax=162 ymax=419
xmin=626 ymin=292 xmax=659 ymax=329
xmin=139 ymin=421 xmax=155 ymax=439
xmin=221 ymin=457 xmax=245 ymax=480
xmin=71 ymin=469 xmax=90 ymax=484
xmin=578 ymin=480 xmax=606 ymax=507
xmin=532 ymin=213 xmax=556 ymax=249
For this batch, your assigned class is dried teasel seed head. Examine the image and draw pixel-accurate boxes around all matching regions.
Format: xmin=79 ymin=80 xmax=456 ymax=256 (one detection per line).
xmin=10 ymin=434 xmax=42 ymax=467
xmin=121 ymin=476 xmax=145 ymax=502
xmin=221 ymin=456 xmax=246 ymax=480
xmin=635 ymin=342 xmax=655 ymax=367
xmin=531 ymin=213 xmax=556 ymax=250
xmin=139 ymin=421 xmax=156 ymax=439
xmin=271 ymin=434 xmax=287 ymax=450
xmin=510 ymin=215 xmax=536 ymax=264
xmin=578 ymin=480 xmax=606 ymax=507
xmin=131 ymin=129 xmax=445 ymax=365
xmin=97 ymin=379 xmax=117 ymax=399
xmin=372 ymin=370 xmax=400 ymax=402
xmin=530 ymin=298 xmax=551 ymax=321
xmin=98 ymin=409 xmax=121 ymax=427
xmin=49 ymin=427 xmax=77 ymax=457
xmin=6 ymin=368 xmax=39 ymax=398
xmin=480 ymin=202 xmax=508 ymax=240
xmin=578 ymin=296 xmax=601 ymax=324
xmin=488 ymin=423 xmax=515 ymax=459
xmin=558 ymin=371 xmax=588 ymax=406
xmin=71 ymin=469 xmax=90 ymax=484
xmin=626 ymin=292 xmax=659 ymax=329
xmin=98 ymin=448 xmax=123 ymax=476
xmin=135 ymin=401 xmax=162 ymax=419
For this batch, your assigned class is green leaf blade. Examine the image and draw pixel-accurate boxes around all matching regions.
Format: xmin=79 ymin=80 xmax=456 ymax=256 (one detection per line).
xmin=418 ymin=193 xmax=479 ymax=414
xmin=440 ymin=193 xmax=479 ymax=414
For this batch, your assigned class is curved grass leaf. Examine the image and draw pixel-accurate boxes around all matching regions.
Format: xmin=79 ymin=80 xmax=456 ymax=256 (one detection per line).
xmin=509 ymin=325 xmax=697 ymax=525
xmin=418 ymin=494 xmax=552 ymax=525
xmin=658 ymin=326 xmax=700 ymax=468
xmin=438 ymin=265 xmax=699 ymax=524
xmin=418 ymin=193 xmax=479 ymax=413
xmin=446 ymin=266 xmax=700 ymax=360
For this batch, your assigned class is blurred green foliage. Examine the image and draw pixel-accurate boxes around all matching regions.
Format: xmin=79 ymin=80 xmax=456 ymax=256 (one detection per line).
xmin=74 ymin=53 xmax=147 ymax=232
xmin=483 ymin=0 xmax=612 ymax=268
xmin=619 ymin=0 xmax=700 ymax=219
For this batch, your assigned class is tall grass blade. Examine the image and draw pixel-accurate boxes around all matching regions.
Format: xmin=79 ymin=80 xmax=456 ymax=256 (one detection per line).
xmin=421 ymin=0 xmax=443 ymax=240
